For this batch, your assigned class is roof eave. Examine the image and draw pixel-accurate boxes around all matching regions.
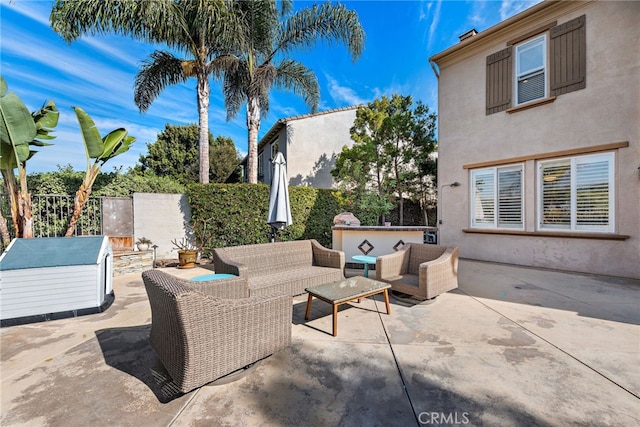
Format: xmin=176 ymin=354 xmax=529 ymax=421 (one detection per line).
xmin=428 ymin=0 xmax=557 ymax=64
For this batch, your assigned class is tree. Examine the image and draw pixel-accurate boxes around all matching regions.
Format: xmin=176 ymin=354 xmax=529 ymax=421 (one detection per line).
xmin=65 ymin=107 xmax=135 ymax=236
xmin=50 ymin=0 xmax=239 ymax=184
xmin=135 ymin=124 xmax=240 ymax=184
xmin=0 ymin=76 xmax=59 ymax=242
xmin=209 ymin=135 xmax=242 ymax=183
xmin=135 ymin=124 xmax=201 ymax=184
xmin=332 ymin=94 xmax=437 ymax=225
xmin=221 ymin=1 xmax=365 ymax=184
xmin=378 ymin=95 xmax=437 ymax=225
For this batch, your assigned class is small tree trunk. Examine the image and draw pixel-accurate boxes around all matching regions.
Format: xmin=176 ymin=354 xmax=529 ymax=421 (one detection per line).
xmin=0 ymin=210 xmax=11 ymax=247
xmin=197 ymin=74 xmax=210 ymax=184
xmin=398 ymin=194 xmax=404 ymax=226
xmin=65 ymin=182 xmax=92 ymax=237
xmin=18 ymin=166 xmax=33 ymax=238
xmin=1 ymin=169 xmax=21 ymax=236
xmin=247 ymin=97 xmax=261 ymax=184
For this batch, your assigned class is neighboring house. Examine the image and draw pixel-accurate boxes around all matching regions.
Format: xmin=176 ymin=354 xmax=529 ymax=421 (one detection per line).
xmin=240 ymin=106 xmax=358 ymax=188
xmin=429 ymin=0 xmax=639 ymax=279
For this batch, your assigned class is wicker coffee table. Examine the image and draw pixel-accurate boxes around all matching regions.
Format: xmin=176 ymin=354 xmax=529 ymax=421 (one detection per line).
xmin=305 ymin=276 xmax=391 ymax=336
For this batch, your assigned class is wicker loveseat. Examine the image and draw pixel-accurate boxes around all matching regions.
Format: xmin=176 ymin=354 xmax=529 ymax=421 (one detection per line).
xmin=142 ymin=270 xmax=292 ymax=393
xmin=213 ymin=239 xmax=345 ymax=297
xmin=376 ymin=244 xmax=459 ymax=299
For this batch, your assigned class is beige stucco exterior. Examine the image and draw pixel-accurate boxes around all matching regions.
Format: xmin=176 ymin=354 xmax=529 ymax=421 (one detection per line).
xmin=430 ymin=0 xmax=639 ymax=278
xmin=248 ymin=107 xmax=357 ymax=189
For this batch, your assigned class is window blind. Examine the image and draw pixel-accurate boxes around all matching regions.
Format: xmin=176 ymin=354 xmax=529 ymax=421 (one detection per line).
xmin=498 ymin=168 xmax=523 ymax=227
xmin=576 ymin=159 xmax=609 ymax=226
xmin=472 ymin=165 xmax=523 ymax=229
xmin=539 ymin=153 xmax=613 ymax=232
xmin=541 ymin=161 xmax=571 ymax=228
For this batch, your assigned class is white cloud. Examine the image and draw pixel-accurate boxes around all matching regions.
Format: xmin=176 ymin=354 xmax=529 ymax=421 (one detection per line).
xmin=426 ymin=0 xmax=443 ymax=52
xmin=3 ymin=0 xmax=50 ymax=26
xmin=468 ymin=1 xmax=488 ymax=27
xmin=325 ymin=75 xmax=365 ymax=106
xmin=419 ymin=0 xmax=432 ymax=22
xmin=500 ymin=0 xmax=542 ymax=21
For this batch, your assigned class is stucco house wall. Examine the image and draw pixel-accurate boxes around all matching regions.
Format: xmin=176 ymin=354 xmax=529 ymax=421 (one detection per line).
xmin=249 ymin=106 xmax=357 ymax=189
xmin=430 ymin=0 xmax=639 ymax=278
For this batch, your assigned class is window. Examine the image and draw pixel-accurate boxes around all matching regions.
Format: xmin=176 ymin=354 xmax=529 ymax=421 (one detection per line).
xmin=486 ymin=15 xmax=586 ymax=114
xmin=515 ymin=35 xmax=546 ymax=105
xmin=538 ymin=152 xmax=614 ymax=232
xmin=270 ymin=139 xmax=280 ymax=159
xmin=471 ymin=165 xmax=523 ymax=229
xmin=257 ymin=152 xmax=264 ymax=180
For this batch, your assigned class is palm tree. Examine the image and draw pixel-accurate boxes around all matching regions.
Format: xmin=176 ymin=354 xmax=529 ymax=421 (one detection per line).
xmin=50 ymin=0 xmax=240 ymax=184
xmin=222 ymin=1 xmax=365 ymax=183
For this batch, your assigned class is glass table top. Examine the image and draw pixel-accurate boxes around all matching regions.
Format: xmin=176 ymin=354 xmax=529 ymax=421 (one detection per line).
xmin=305 ymin=276 xmax=390 ymax=303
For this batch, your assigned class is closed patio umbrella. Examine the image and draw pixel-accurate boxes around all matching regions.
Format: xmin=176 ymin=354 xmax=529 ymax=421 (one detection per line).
xmin=267 ymin=152 xmax=292 ymax=242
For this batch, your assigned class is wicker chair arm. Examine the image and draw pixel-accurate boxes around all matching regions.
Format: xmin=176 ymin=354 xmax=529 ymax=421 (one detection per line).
xmin=376 ymin=246 xmax=410 ymax=279
xmin=213 ymin=248 xmax=248 ymax=277
xmin=418 ymin=247 xmax=459 ymax=293
xmin=186 ymin=276 xmax=249 ymax=299
xmin=310 ymin=239 xmax=345 ymax=270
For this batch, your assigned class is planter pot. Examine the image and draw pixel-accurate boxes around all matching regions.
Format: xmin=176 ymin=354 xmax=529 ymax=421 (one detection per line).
xmin=178 ymin=250 xmax=198 ymax=269
xmin=136 ymin=243 xmax=149 ymax=251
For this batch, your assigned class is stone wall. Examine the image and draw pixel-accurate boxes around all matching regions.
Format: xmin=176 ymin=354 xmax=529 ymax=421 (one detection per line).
xmin=113 ymin=251 xmax=153 ymax=276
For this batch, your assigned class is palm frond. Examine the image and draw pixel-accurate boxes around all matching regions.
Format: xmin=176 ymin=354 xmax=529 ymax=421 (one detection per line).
xmin=222 ymin=59 xmax=250 ymax=121
xmin=207 ymin=54 xmax=240 ymax=80
xmin=276 ymin=2 xmax=365 ymax=61
xmin=232 ymin=0 xmax=280 ymax=57
xmin=134 ymin=51 xmax=187 ymax=112
xmin=50 ymin=0 xmax=175 ymax=43
xmin=272 ymin=59 xmax=319 ymax=113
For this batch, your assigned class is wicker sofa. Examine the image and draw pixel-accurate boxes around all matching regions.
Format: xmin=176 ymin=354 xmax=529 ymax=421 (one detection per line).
xmin=213 ymin=239 xmax=345 ymax=297
xmin=376 ymin=244 xmax=459 ymax=299
xmin=142 ymin=270 xmax=292 ymax=393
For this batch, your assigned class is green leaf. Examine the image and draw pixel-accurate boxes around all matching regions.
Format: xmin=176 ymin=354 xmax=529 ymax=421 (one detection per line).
xmin=30 ymin=139 xmax=55 ymax=146
xmin=111 ymin=135 xmax=135 ymax=158
xmin=0 ymin=92 xmax=37 ymax=162
xmin=33 ymin=100 xmax=59 ymax=130
xmin=73 ymin=106 xmax=104 ymax=159
xmin=0 ymin=76 xmax=7 ymax=97
xmin=100 ymin=128 xmax=127 ymax=160
xmin=0 ymin=141 xmax=17 ymax=169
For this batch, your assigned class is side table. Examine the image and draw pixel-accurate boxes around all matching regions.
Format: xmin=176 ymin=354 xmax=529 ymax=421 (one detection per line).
xmin=351 ymin=255 xmax=377 ymax=278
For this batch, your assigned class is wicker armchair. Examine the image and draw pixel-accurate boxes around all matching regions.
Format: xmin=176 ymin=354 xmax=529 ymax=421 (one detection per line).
xmin=376 ymin=244 xmax=459 ymax=299
xmin=142 ymin=270 xmax=292 ymax=393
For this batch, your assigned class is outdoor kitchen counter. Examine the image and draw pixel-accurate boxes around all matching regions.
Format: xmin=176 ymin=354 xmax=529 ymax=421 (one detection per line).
xmin=332 ymin=225 xmax=437 ymax=262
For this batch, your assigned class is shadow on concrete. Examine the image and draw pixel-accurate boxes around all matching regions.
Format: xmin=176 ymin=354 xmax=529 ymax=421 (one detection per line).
xmin=458 ymin=260 xmax=640 ymax=326
xmin=241 ymin=341 xmax=553 ymax=426
xmin=95 ymin=325 xmax=184 ymax=403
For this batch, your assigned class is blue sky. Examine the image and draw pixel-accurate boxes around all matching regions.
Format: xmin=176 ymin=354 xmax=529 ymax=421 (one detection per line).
xmin=0 ymin=0 xmax=541 ymax=173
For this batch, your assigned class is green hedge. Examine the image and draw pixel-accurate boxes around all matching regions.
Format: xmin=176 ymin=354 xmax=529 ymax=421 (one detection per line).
xmin=186 ymin=183 xmax=349 ymax=248
xmin=186 ymin=183 xmax=431 ymax=251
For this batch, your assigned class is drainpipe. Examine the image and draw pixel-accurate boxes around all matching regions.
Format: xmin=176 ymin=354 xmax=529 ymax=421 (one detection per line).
xmin=429 ymin=60 xmax=440 ymax=79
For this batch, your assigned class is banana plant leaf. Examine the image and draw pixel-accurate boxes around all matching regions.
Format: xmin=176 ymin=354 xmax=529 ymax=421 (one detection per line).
xmin=0 ymin=92 xmax=37 ymax=163
xmin=100 ymin=131 xmax=135 ymax=163
xmin=73 ymin=106 xmax=104 ymax=159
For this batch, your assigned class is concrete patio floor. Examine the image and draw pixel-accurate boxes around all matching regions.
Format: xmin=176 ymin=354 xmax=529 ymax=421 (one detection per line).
xmin=1 ymin=259 xmax=638 ymax=426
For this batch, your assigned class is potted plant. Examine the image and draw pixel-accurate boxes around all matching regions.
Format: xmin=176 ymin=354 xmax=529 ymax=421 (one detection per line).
xmin=136 ymin=237 xmax=152 ymax=251
xmin=171 ymin=237 xmax=199 ymax=269
xmin=171 ymin=218 xmax=213 ymax=268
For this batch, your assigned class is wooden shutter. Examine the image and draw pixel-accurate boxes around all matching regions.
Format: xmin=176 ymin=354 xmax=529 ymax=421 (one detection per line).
xmin=486 ymin=47 xmax=512 ymax=115
xmin=550 ymin=15 xmax=586 ymax=96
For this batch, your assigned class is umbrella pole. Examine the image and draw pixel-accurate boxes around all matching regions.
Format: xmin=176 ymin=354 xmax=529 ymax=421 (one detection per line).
xmin=270 ymin=225 xmax=277 ymax=243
